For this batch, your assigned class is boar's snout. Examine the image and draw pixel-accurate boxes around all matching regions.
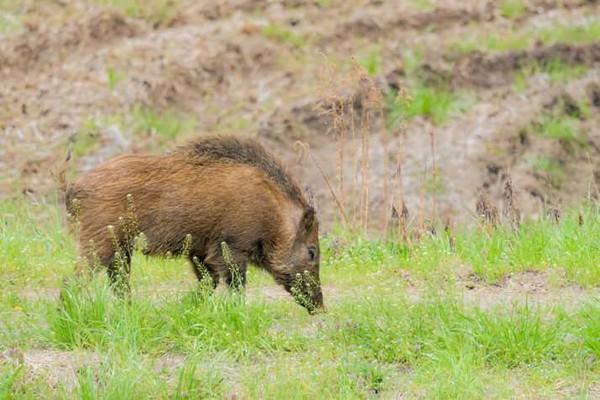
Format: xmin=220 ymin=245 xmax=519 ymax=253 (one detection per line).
xmin=289 ymin=271 xmax=325 ymax=315
xmin=307 ymin=289 xmax=326 ymax=315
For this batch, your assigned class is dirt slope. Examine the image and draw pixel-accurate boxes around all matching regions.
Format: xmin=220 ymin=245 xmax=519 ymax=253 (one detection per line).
xmin=1 ymin=0 xmax=599 ymax=230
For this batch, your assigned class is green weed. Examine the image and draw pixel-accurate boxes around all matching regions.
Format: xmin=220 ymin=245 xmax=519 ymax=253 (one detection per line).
xmin=532 ymin=156 xmax=565 ymax=189
xmin=500 ymin=0 xmax=527 ymax=20
xmin=0 ymin=4 xmax=21 ymax=35
xmin=262 ymin=23 xmax=306 ymax=48
xmin=513 ymin=59 xmax=588 ymax=91
xmin=536 ymin=115 xmax=585 ymax=146
xmin=106 ymin=67 xmax=124 ymax=91
xmin=358 ymin=46 xmax=382 ymax=76
xmin=92 ymin=0 xmax=180 ymax=25
xmin=387 ymin=84 xmax=474 ymax=126
xmin=539 ymin=19 xmax=600 ymax=46
xmin=386 ymin=49 xmax=474 ymax=126
xmin=129 ymin=106 xmax=197 ymax=140
xmin=450 ymin=19 xmax=600 ymax=55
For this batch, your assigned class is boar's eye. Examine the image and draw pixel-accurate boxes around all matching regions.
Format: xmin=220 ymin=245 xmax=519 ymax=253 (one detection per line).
xmin=307 ymin=246 xmax=318 ymax=262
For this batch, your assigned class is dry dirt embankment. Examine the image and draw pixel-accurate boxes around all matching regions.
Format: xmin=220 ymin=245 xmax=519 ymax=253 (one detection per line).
xmin=1 ymin=0 xmax=599 ymax=229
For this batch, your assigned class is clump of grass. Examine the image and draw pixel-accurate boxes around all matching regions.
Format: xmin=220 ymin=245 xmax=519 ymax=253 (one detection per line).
xmin=106 ymin=67 xmax=124 ymax=91
xmin=532 ymin=156 xmax=565 ymax=189
xmin=314 ymin=0 xmax=332 ymax=7
xmin=410 ymin=0 xmax=434 ymax=11
xmin=68 ymin=131 xmax=102 ymax=159
xmin=81 ymin=106 xmax=197 ymax=145
xmin=262 ymin=23 xmax=306 ymax=48
xmin=535 ymin=115 xmax=585 ymax=146
xmin=450 ymin=32 xmax=529 ymax=55
xmin=513 ymin=59 xmax=588 ymax=91
xmin=358 ymin=46 xmax=382 ymax=76
xmin=0 ymin=201 xmax=75 ymax=288
xmin=456 ymin=205 xmax=600 ymax=285
xmin=0 ymin=0 xmax=22 ymax=36
xmin=93 ymin=0 xmax=180 ymax=25
xmin=387 ymin=84 xmax=473 ymax=126
xmin=130 ymin=106 xmax=197 ymax=139
xmin=500 ymin=0 xmax=526 ymax=20
xmin=385 ymin=49 xmax=474 ymax=127
xmin=539 ymin=19 xmax=600 ymax=46
xmin=450 ymin=19 xmax=600 ymax=55
xmin=577 ymin=299 xmax=600 ymax=358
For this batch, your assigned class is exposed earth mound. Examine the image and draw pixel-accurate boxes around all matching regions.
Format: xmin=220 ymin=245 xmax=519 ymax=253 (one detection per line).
xmin=1 ymin=0 xmax=599 ymax=231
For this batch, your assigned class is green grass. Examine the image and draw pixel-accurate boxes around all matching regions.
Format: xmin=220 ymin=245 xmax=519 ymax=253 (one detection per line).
xmin=387 ymin=84 xmax=474 ymax=126
xmin=92 ymin=0 xmax=180 ymax=25
xmin=83 ymin=106 xmax=198 ymax=142
xmin=1 ymin=200 xmax=600 ymax=398
xmin=535 ymin=115 xmax=585 ymax=146
xmin=129 ymin=106 xmax=197 ymax=140
xmin=532 ymin=156 xmax=566 ymax=189
xmin=386 ymin=49 xmax=475 ymax=126
xmin=0 ymin=0 xmax=23 ymax=35
xmin=358 ymin=46 xmax=382 ymax=76
xmin=450 ymin=19 xmax=600 ymax=55
xmin=262 ymin=23 xmax=306 ymax=49
xmin=500 ymin=0 xmax=527 ymax=20
xmin=410 ymin=0 xmax=434 ymax=11
xmin=513 ymin=59 xmax=588 ymax=91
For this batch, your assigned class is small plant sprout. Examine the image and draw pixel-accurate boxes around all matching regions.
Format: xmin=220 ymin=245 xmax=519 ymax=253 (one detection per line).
xmin=221 ymin=241 xmax=244 ymax=292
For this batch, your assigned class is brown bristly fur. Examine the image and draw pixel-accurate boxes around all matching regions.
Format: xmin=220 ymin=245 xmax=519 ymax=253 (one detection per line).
xmin=65 ymin=135 xmax=324 ymax=313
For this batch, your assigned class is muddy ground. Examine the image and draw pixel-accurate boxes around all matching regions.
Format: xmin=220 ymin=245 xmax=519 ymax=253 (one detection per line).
xmin=1 ymin=0 xmax=599 ymax=231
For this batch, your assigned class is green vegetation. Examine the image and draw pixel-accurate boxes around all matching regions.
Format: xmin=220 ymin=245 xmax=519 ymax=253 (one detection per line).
xmin=532 ymin=156 xmax=565 ymax=189
xmin=536 ymin=115 xmax=585 ymax=146
xmin=128 ymin=106 xmax=197 ymax=140
xmin=500 ymin=0 xmax=526 ymax=20
xmin=106 ymin=67 xmax=124 ymax=91
xmin=262 ymin=23 xmax=306 ymax=49
xmin=358 ymin=46 xmax=382 ymax=76
xmin=1 ymin=200 xmax=600 ymax=397
xmin=539 ymin=18 xmax=600 ymax=46
xmin=92 ymin=0 xmax=180 ymax=25
xmin=513 ymin=59 xmax=588 ymax=91
xmin=387 ymin=84 xmax=474 ymax=126
xmin=450 ymin=19 xmax=600 ymax=55
xmin=0 ymin=0 xmax=22 ymax=35
xmin=386 ymin=49 xmax=475 ymax=126
xmin=314 ymin=0 xmax=332 ymax=7
xmin=410 ymin=0 xmax=434 ymax=11
xmin=83 ymin=107 xmax=198 ymax=142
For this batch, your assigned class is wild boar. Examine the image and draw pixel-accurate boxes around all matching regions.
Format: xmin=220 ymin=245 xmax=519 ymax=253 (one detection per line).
xmin=64 ymin=135 xmax=324 ymax=313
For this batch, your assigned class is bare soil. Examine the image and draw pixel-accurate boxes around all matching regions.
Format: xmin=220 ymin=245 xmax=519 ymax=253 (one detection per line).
xmin=0 ymin=0 xmax=599 ymax=229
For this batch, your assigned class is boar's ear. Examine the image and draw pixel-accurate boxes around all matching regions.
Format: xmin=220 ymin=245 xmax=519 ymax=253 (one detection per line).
xmin=298 ymin=206 xmax=317 ymax=237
